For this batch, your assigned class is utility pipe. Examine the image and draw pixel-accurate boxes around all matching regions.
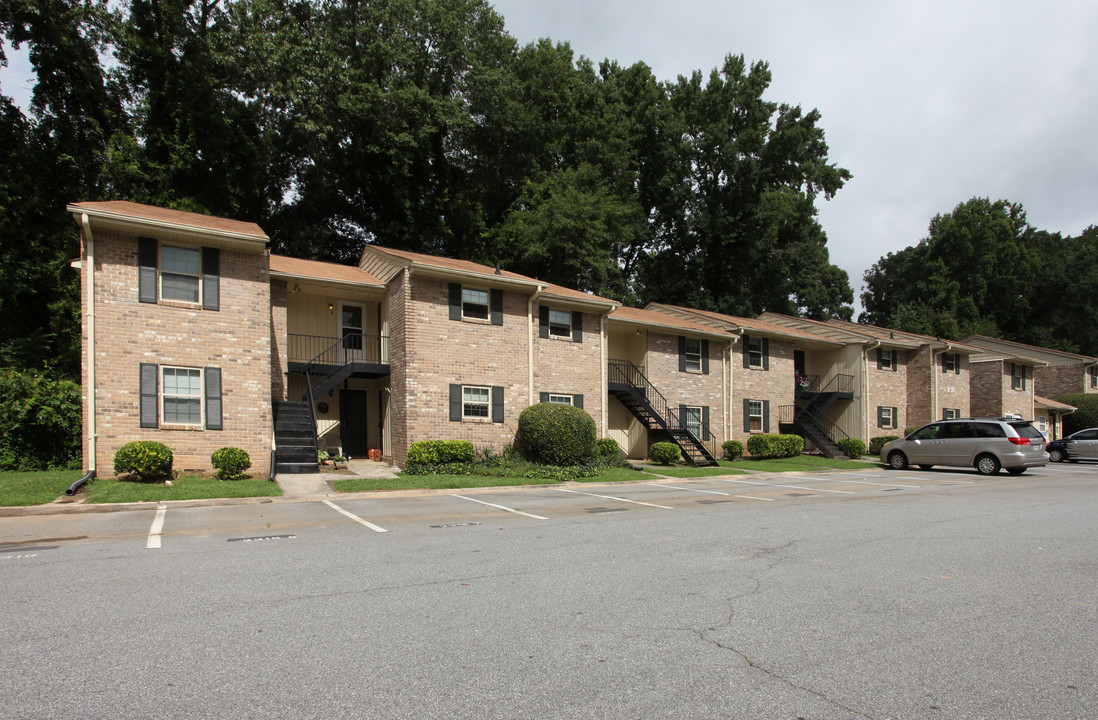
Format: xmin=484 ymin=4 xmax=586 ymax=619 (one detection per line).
xmin=864 ymin=340 xmax=881 ymax=441
xmin=81 ymin=213 xmax=96 ymax=474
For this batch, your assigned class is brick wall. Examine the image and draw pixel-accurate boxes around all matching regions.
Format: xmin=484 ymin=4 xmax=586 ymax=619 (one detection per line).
xmin=906 ymin=347 xmax=970 ymax=426
xmin=1034 ymin=364 xmax=1087 ymax=399
xmin=866 ymin=348 xmax=907 ymax=432
xmin=86 ymin=230 xmax=273 ymax=475
xmin=644 ymin=331 xmax=727 ymax=452
xmin=533 ymin=302 xmax=604 ymax=428
xmin=731 ymin=337 xmax=794 ymax=446
xmin=969 ymin=361 xmax=1003 ymax=417
xmin=387 ymin=270 xmax=409 ymax=465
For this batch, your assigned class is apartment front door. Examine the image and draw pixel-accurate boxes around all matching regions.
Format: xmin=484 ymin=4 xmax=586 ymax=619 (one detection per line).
xmin=340 ymin=389 xmax=369 ymax=457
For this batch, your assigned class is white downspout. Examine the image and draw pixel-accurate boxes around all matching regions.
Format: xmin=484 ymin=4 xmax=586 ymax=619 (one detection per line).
xmin=81 ymin=213 xmax=96 ymax=473
xmin=528 ymin=287 xmax=544 ymax=408
xmin=727 ymin=334 xmax=741 ymax=443
xmin=600 ymin=314 xmax=608 ymax=438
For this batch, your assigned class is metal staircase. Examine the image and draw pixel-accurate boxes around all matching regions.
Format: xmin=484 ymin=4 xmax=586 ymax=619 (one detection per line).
xmin=780 ymin=374 xmax=854 ymax=458
xmin=607 ymin=360 xmax=719 ymax=467
xmin=272 ymin=400 xmax=319 ymax=474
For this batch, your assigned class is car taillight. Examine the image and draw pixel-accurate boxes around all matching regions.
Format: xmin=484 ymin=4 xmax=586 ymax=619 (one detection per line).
xmin=1007 ymin=437 xmax=1030 ymax=445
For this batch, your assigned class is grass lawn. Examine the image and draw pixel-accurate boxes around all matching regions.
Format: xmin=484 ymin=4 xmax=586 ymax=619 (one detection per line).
xmin=641 ymin=465 xmax=748 ymax=478
xmin=333 ymin=466 xmax=651 ymax=492
xmin=719 ymin=455 xmax=877 ymax=473
xmin=85 ymin=474 xmax=282 ymax=503
xmin=0 ymin=470 xmax=83 ymax=506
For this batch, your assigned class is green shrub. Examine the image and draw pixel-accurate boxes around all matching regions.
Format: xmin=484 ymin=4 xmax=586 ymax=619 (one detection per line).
xmin=721 ymin=440 xmax=744 ymax=461
xmin=837 ymin=437 xmax=866 ymax=459
xmin=746 ymin=434 xmax=804 ymax=459
xmin=113 ymin=441 xmax=173 ymax=482
xmin=596 ymin=437 xmax=621 ymax=460
xmin=406 ymin=439 xmax=476 ymax=465
xmin=1059 ymin=394 xmax=1098 ymax=435
xmin=0 ymin=369 xmax=82 ymax=471
xmin=650 ymin=442 xmax=681 ymax=465
xmin=211 ymin=447 xmax=252 ymax=480
xmin=517 ymin=403 xmax=597 ymax=466
xmin=904 ymin=426 xmax=919 ymax=436
xmin=869 ymin=436 xmax=899 ymax=455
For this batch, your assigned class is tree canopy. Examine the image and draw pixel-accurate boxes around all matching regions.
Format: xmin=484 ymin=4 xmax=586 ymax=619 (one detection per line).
xmin=2 ymin=0 xmax=855 ymax=380
xmin=860 ymin=197 xmax=1098 ymax=356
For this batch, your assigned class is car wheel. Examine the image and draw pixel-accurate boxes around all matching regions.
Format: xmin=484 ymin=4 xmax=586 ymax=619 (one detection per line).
xmin=887 ymin=451 xmax=908 ymax=470
xmin=1048 ymin=448 xmax=1064 ymax=463
xmin=918 ymin=464 xmax=933 ymax=470
xmin=1006 ymin=467 xmax=1027 ymax=475
xmin=975 ymin=454 xmax=1001 ymax=475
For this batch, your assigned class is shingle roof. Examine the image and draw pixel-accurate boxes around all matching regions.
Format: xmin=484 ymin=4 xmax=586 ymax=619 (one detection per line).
xmin=269 ymin=254 xmax=384 ymax=286
xmin=540 ymin=283 xmax=619 ymax=307
xmin=609 ymin=306 xmax=736 ymax=338
xmin=367 ymin=246 xmax=540 ymax=284
xmin=646 ymin=304 xmax=838 ymax=345
xmin=68 ymin=200 xmax=267 ymax=239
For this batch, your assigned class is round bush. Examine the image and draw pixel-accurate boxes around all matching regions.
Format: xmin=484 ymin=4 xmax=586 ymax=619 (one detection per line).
xmin=596 ymin=437 xmax=621 ymax=460
xmin=650 ymin=442 xmax=681 ymax=465
xmin=746 ymin=433 xmax=804 ymax=459
xmin=113 ymin=441 xmax=173 ymax=482
xmin=211 ymin=447 xmax=252 ymax=480
xmin=517 ymin=403 xmax=597 ymax=466
xmin=721 ymin=440 xmax=744 ymax=461
xmin=837 ymin=437 xmax=866 ymax=459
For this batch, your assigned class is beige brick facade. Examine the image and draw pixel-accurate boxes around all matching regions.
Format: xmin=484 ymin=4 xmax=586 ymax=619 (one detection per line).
xmin=731 ymin=337 xmax=794 ymax=446
xmin=866 ymin=348 xmax=908 ymax=433
xmin=533 ymin=301 xmax=604 ymax=427
xmin=1035 ymin=363 xmax=1098 ymax=399
xmin=83 ymin=229 xmax=273 ymax=475
xmin=906 ymin=347 xmax=970 ymax=427
xmin=970 ymin=361 xmax=1034 ymax=418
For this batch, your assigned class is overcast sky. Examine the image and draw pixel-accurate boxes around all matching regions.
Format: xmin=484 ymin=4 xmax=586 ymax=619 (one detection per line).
xmin=3 ymin=1 xmax=1095 ymax=310
xmin=491 ymin=0 xmax=1098 ymax=309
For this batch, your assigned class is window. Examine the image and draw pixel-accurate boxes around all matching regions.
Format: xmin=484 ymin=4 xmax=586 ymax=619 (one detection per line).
xmin=747 ymin=337 xmax=763 ymax=368
xmin=683 ymin=406 xmax=702 ymax=438
xmin=748 ymin=400 xmax=763 ymax=432
xmin=684 ymin=338 xmax=702 ymax=372
xmin=878 ymin=348 xmax=896 ymax=371
xmin=546 ymin=310 xmax=571 ymax=338
xmin=943 ymin=353 xmax=959 ymax=373
xmin=1037 ymin=415 xmax=1048 ymax=436
xmin=140 ymin=363 xmax=221 ymax=430
xmin=943 ymin=408 xmax=960 ymax=420
xmin=462 ymin=386 xmax=490 ymax=418
xmin=462 ymin=288 xmax=489 ymax=321
xmin=878 ymin=406 xmax=897 ymax=429
xmin=1011 ymin=363 xmax=1026 ymax=390
xmin=1089 ymin=366 xmax=1097 ymax=389
xmin=138 ymin=238 xmax=219 ymax=310
xmin=342 ymin=303 xmax=364 ymax=353
xmin=548 ymin=394 xmax=573 ymax=405
xmin=539 ymin=392 xmax=583 ymax=408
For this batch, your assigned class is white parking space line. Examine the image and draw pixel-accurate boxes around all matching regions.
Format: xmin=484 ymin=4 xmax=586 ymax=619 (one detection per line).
xmin=451 ymin=494 xmax=548 ymax=520
xmin=817 ymin=474 xmax=920 ymax=488
xmin=647 ymin=483 xmax=731 ymax=496
xmin=322 ymin=500 xmax=388 ymax=533
xmin=146 ymin=503 xmax=166 ymax=549
xmin=715 ymin=478 xmax=855 ymax=494
xmin=557 ymin=488 xmax=674 ymax=509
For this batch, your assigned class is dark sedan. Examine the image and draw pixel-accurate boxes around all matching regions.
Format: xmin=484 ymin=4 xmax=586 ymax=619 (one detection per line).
xmin=1047 ymin=427 xmax=1098 ymax=462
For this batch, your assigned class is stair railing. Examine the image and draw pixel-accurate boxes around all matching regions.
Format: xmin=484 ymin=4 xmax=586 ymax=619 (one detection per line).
xmin=608 ymin=360 xmax=716 ymax=458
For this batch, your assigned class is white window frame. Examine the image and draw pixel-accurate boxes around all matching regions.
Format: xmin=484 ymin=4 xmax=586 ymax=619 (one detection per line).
xmin=747 ymin=337 xmax=763 ymax=368
xmin=683 ymin=405 xmax=703 ymax=438
xmin=880 ymin=405 xmax=895 ymax=429
xmin=461 ymin=287 xmax=490 ymax=321
xmin=879 ymin=348 xmax=896 ymax=370
xmin=684 ymin=338 xmax=702 ymax=372
xmin=943 ymin=408 xmax=960 ymax=420
xmin=748 ymin=400 xmax=763 ymax=432
xmin=1012 ymin=364 xmax=1026 ymax=390
xmin=547 ymin=394 xmax=573 ymax=405
xmin=162 ymin=366 xmax=203 ymax=426
xmin=160 ymin=245 xmax=201 ymax=304
xmin=462 ymin=385 xmax=490 ymax=418
xmin=548 ymin=309 xmax=572 ymax=338
xmin=1089 ymin=366 xmax=1097 ymax=389
xmin=943 ymin=353 xmax=957 ymax=372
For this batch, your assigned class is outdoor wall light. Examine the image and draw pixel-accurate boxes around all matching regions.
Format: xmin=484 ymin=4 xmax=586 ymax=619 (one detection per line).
xmin=328 ymin=303 xmax=334 ymax=313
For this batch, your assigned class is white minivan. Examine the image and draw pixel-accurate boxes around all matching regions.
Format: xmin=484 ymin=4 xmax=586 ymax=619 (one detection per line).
xmin=880 ymin=417 xmax=1048 ymax=475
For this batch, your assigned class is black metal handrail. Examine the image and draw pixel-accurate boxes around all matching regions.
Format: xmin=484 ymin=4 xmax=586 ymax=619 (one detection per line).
xmin=608 ymin=359 xmax=715 ymax=451
xmin=800 ymin=403 xmax=850 ymax=443
xmin=289 ymin=333 xmax=389 ymax=365
xmin=819 ymin=373 xmax=854 ymax=394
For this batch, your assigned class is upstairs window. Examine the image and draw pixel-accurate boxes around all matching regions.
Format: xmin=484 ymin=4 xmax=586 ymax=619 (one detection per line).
xmin=747 ymin=337 xmax=763 ymax=368
xmin=138 ymin=238 xmax=219 ymax=310
xmin=878 ymin=348 xmax=897 ymax=371
xmin=462 ymin=288 xmax=490 ymax=321
xmin=1011 ymin=363 xmax=1026 ymax=390
xmin=548 ymin=310 xmax=572 ymax=338
xmin=684 ymin=338 xmax=701 ymax=372
xmin=161 ymin=246 xmax=200 ymax=303
xmin=449 ymin=283 xmax=503 ymax=325
xmin=942 ymin=353 xmax=959 ymax=373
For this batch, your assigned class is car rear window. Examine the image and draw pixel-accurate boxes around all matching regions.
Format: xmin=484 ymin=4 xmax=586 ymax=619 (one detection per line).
xmin=975 ymin=422 xmax=1006 ymax=438
xmin=1010 ymin=422 xmax=1043 ymax=439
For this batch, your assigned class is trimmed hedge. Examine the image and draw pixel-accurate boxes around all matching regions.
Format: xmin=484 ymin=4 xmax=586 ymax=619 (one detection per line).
xmin=517 ymin=403 xmax=597 ymax=466
xmin=113 ymin=441 xmax=173 ymax=482
xmin=650 ymin=442 xmax=681 ymax=465
xmin=596 ymin=437 xmax=621 ymax=460
xmin=837 ymin=437 xmax=866 ymax=459
xmin=406 ymin=440 xmax=476 ymax=465
xmin=211 ymin=447 xmax=252 ymax=480
xmin=869 ymin=436 xmax=899 ymax=455
xmin=745 ymin=434 xmax=804 ymax=459
xmin=721 ymin=440 xmax=744 ymax=461
xmin=1059 ymin=394 xmax=1098 ymax=435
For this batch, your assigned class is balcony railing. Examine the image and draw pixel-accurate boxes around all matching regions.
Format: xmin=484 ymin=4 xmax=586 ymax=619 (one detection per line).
xmin=288 ymin=333 xmax=390 ymax=365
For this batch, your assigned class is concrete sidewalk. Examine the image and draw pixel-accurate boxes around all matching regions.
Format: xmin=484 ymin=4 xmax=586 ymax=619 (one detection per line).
xmin=275 ymin=458 xmax=400 ymax=498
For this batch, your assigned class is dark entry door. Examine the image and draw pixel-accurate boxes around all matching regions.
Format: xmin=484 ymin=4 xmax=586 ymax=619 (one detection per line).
xmin=340 ymin=389 xmax=369 ymax=457
xmin=794 ymin=350 xmax=806 ymax=377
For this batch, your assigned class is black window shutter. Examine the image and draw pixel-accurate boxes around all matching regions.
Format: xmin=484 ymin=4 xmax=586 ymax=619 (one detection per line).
xmin=942 ymin=353 xmax=947 ymax=373
xmin=743 ymin=398 xmax=750 ymax=432
xmin=573 ymin=394 xmax=583 ymax=409
xmin=139 ymin=363 xmax=158 ymax=428
xmin=138 ymin=237 xmax=158 ymax=304
xmin=539 ymin=392 xmax=549 ymax=403
xmin=892 ymin=406 xmax=898 ymax=427
xmin=893 ymin=351 xmax=898 ymax=372
xmin=955 ymin=355 xmax=961 ymax=375
xmin=702 ymin=340 xmax=710 ymax=375
xmin=762 ymin=400 xmax=770 ymax=433
xmin=490 ymin=289 xmax=503 ymax=326
xmin=448 ymin=284 xmax=462 ymax=321
xmin=572 ymin=311 xmax=583 ymax=343
xmin=449 ymin=384 xmax=462 ymax=421
xmin=702 ymin=406 xmax=710 ymax=440
xmin=762 ymin=338 xmax=770 ymax=371
xmin=538 ymin=306 xmax=549 ymax=338
xmin=204 ymin=367 xmax=222 ymax=430
xmin=877 ymin=348 xmax=885 ymax=370
xmin=679 ymin=336 xmax=687 ymax=372
xmin=201 ymin=247 xmax=220 ymax=311
xmin=877 ymin=406 xmax=884 ymax=428
xmin=491 ymin=386 xmax=504 ymax=423
xmin=742 ymin=336 xmax=751 ymax=369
